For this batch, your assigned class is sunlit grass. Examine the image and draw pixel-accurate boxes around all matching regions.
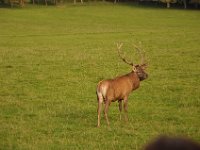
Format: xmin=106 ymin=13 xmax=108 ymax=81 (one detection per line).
xmin=0 ymin=3 xmax=200 ymax=149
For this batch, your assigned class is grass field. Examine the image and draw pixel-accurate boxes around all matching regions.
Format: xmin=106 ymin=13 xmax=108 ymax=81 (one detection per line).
xmin=0 ymin=3 xmax=200 ymax=149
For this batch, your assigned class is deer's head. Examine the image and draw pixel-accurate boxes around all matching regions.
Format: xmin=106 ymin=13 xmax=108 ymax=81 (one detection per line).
xmin=117 ymin=43 xmax=148 ymax=81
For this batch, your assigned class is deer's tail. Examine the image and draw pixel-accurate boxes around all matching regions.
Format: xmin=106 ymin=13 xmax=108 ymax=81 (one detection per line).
xmin=96 ymin=80 xmax=109 ymax=103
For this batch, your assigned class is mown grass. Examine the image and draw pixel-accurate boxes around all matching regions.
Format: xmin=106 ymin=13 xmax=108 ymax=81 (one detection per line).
xmin=0 ymin=3 xmax=200 ymax=149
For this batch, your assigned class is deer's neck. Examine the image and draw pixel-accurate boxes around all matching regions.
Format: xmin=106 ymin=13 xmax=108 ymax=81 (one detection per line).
xmin=128 ymin=71 xmax=140 ymax=90
xmin=129 ymin=71 xmax=140 ymax=80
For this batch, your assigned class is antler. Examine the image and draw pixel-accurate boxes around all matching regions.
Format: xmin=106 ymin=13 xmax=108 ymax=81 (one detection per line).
xmin=133 ymin=43 xmax=146 ymax=65
xmin=117 ymin=43 xmax=133 ymax=66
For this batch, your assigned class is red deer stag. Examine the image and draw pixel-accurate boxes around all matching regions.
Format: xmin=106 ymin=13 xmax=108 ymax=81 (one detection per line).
xmin=96 ymin=43 xmax=148 ymax=127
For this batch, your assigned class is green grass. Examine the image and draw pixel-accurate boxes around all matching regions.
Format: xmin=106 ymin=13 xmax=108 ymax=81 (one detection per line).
xmin=0 ymin=3 xmax=200 ymax=149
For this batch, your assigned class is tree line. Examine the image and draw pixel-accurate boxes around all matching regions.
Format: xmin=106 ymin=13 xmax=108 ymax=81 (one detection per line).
xmin=0 ymin=0 xmax=199 ymax=8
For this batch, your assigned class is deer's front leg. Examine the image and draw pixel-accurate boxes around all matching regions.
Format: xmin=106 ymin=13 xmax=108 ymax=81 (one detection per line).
xmin=118 ymin=100 xmax=122 ymax=121
xmin=124 ymin=97 xmax=128 ymax=122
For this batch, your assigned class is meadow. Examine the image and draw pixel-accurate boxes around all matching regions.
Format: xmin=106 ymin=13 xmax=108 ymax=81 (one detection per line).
xmin=0 ymin=3 xmax=200 ymax=149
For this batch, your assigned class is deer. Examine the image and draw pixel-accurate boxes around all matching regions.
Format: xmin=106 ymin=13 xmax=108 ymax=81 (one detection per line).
xmin=96 ymin=43 xmax=148 ymax=127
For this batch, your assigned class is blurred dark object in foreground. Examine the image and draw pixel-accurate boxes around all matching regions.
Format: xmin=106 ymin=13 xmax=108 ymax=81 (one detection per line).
xmin=144 ymin=136 xmax=200 ymax=150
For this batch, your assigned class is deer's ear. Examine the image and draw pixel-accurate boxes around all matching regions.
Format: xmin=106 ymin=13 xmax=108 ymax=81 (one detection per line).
xmin=132 ymin=65 xmax=137 ymax=72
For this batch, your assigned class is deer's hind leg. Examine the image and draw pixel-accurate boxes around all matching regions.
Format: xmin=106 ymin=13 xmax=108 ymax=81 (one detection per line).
xmin=97 ymin=94 xmax=103 ymax=127
xmin=104 ymin=100 xmax=110 ymax=126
